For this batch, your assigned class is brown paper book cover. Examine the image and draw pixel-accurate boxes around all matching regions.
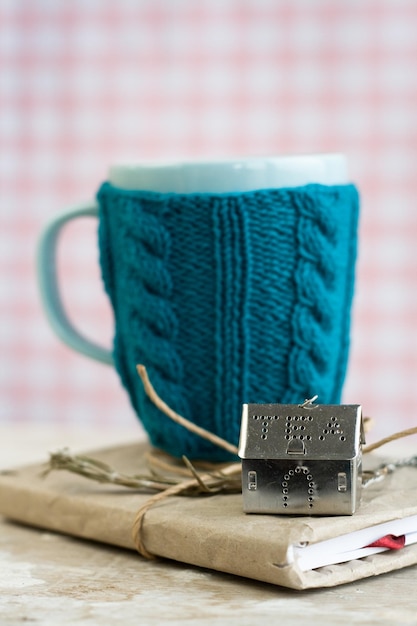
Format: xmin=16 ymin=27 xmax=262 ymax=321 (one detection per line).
xmin=0 ymin=442 xmax=417 ymax=590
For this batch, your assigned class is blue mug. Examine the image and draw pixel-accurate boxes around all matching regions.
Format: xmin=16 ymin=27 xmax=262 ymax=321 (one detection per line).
xmin=37 ymin=155 xmax=359 ymax=460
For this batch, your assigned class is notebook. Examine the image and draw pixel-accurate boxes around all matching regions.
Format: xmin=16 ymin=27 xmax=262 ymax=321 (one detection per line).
xmin=1 ymin=441 xmax=417 ymax=590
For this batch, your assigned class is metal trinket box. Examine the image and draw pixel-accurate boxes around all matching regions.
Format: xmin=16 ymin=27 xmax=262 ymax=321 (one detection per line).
xmin=238 ymin=400 xmax=365 ymax=515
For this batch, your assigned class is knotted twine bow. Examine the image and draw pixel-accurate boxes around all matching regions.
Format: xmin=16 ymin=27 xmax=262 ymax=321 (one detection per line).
xmin=46 ymin=364 xmax=417 ymax=560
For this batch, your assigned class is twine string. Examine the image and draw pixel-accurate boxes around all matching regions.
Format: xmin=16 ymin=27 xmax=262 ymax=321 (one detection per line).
xmin=363 ymin=426 xmax=417 ymax=454
xmin=45 ymin=364 xmax=417 ymax=559
xmin=144 ymin=447 xmax=234 ymax=479
xmin=131 ymin=462 xmax=241 ymax=558
xmin=136 ymin=365 xmax=238 ymax=456
xmin=133 ymin=364 xmax=417 ymax=558
xmin=132 ymin=365 xmax=244 ymax=557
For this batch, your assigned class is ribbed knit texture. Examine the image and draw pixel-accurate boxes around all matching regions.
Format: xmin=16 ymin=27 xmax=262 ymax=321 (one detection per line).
xmin=97 ymin=182 xmax=359 ymax=461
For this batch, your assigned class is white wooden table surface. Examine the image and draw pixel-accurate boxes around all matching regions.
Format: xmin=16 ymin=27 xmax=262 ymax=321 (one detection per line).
xmin=1 ymin=424 xmax=417 ymax=626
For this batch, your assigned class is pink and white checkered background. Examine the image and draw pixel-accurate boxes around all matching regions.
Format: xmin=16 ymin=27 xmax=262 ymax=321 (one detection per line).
xmin=1 ymin=0 xmax=417 ymax=445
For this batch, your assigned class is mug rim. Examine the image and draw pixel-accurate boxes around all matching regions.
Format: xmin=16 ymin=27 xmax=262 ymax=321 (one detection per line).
xmin=108 ymin=153 xmax=349 ymax=193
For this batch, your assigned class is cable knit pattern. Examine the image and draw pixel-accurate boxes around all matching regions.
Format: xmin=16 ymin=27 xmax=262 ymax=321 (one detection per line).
xmin=97 ymin=182 xmax=359 ymax=461
xmin=283 ymin=189 xmax=339 ymax=400
xmin=283 ymin=186 xmax=359 ymax=403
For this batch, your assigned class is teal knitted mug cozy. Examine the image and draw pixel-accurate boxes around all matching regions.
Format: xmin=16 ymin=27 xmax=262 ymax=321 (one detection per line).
xmin=97 ymin=182 xmax=359 ymax=461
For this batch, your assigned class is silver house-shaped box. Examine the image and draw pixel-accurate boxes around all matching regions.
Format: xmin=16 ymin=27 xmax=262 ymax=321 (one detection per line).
xmin=239 ymin=402 xmax=365 ymax=515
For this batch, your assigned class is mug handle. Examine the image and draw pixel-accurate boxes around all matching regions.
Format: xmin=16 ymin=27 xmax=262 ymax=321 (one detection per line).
xmin=37 ymin=202 xmax=114 ymax=365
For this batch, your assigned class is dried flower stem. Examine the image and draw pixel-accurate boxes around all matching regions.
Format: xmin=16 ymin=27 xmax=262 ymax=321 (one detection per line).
xmin=45 ymin=447 xmax=241 ymax=497
xmin=45 ymin=448 xmax=176 ymax=492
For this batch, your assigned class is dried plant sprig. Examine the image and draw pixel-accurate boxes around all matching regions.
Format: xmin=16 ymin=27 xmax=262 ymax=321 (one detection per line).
xmin=44 ymin=447 xmax=176 ymax=492
xmin=44 ymin=447 xmax=241 ymax=497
